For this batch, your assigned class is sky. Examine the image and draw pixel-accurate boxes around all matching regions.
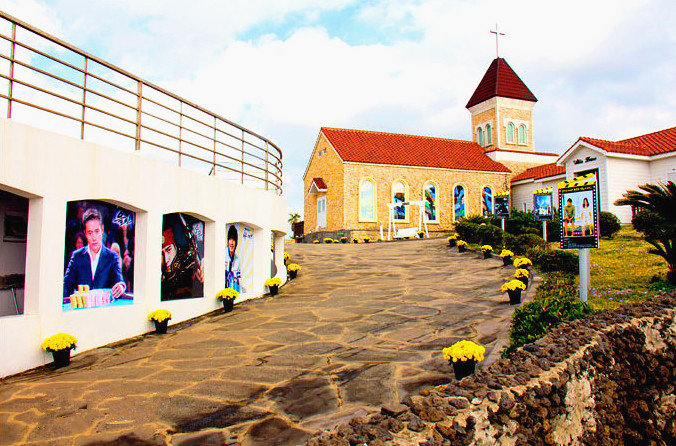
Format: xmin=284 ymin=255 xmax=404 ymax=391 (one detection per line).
xmin=1 ymin=0 xmax=675 ymax=224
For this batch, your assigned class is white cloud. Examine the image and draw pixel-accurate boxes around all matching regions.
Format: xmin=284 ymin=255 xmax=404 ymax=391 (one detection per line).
xmin=1 ymin=0 xmax=674 ymax=220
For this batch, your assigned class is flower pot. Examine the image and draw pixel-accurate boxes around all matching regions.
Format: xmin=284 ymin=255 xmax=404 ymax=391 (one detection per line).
xmin=364 ymin=240 xmax=370 ymax=244
xmin=51 ymin=348 xmax=71 ymax=368
xmin=340 ymin=239 xmax=347 ymax=244
xmin=448 ymin=240 xmax=456 ymax=248
xmin=153 ymin=319 xmax=169 ymax=334
xmin=483 ymin=251 xmax=492 ymax=259
xmin=507 ymin=289 xmax=522 ymax=305
xmin=458 ymin=245 xmax=466 ymax=253
xmin=269 ymin=285 xmax=279 ymax=296
xmin=222 ymin=299 xmax=234 ymax=313
xmin=451 ymin=359 xmax=476 ymax=380
xmin=353 ymin=240 xmax=358 ymax=244
xmin=517 ymin=276 xmax=529 ymax=288
xmin=502 ymin=256 xmax=513 ymax=266
xmin=288 ymin=270 xmax=298 ymax=280
xmin=418 ymin=233 xmax=424 ymax=239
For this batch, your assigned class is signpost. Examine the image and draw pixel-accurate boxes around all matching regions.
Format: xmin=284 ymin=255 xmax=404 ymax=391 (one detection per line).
xmin=558 ymin=173 xmax=599 ymax=302
xmin=494 ymin=191 xmax=510 ymax=230
xmin=533 ymin=187 xmax=554 ymax=242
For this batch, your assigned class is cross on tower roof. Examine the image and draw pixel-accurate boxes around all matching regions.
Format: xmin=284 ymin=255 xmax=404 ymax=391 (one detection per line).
xmin=490 ymin=24 xmax=505 ymax=58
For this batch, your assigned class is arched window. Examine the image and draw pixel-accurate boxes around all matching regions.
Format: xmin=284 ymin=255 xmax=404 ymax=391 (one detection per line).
xmin=423 ymin=181 xmax=438 ymax=222
xmin=477 ymin=127 xmax=484 ymax=147
xmin=359 ymin=178 xmax=375 ymax=221
xmin=486 ymin=124 xmax=492 ymax=145
xmin=507 ymin=122 xmax=515 ymax=143
xmin=518 ymin=124 xmax=527 ymax=144
xmin=482 ymin=186 xmax=493 ymax=217
xmin=392 ymin=180 xmax=407 ymax=221
xmin=453 ymin=184 xmax=465 ymax=221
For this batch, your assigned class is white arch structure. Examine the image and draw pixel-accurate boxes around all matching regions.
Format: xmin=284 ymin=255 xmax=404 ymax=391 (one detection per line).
xmin=387 ymin=201 xmax=429 ymax=240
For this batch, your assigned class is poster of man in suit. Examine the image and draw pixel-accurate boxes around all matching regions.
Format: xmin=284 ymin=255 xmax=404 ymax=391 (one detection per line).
xmin=62 ymin=200 xmax=135 ymax=311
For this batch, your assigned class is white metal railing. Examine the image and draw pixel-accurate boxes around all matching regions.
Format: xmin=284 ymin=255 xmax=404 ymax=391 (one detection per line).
xmin=0 ymin=11 xmax=283 ymax=193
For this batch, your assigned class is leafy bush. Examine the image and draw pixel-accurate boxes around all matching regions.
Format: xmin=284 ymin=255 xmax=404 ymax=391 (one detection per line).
xmin=455 ymin=218 xmax=481 ymax=244
xmin=502 ymin=210 xmax=541 ymax=235
xmin=477 ymin=223 xmax=504 ymax=249
xmin=525 ymin=247 xmax=578 ymax=274
xmin=545 ymin=212 xmax=561 ymax=243
xmin=504 ymin=272 xmax=594 ymax=355
xmin=506 ymin=233 xmax=546 ymax=255
xmin=461 ymin=214 xmax=490 ymax=225
xmin=599 ymin=211 xmax=621 ymax=238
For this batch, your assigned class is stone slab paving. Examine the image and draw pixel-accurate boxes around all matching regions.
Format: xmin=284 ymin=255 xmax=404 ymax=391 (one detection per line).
xmin=0 ymin=239 xmax=537 ymax=445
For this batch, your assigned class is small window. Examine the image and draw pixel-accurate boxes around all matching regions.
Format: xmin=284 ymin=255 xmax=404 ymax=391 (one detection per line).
xmin=477 ymin=127 xmax=484 ymax=147
xmin=392 ymin=181 xmax=407 ymax=221
xmin=453 ymin=185 xmax=465 ymax=221
xmin=507 ymin=122 xmax=515 ymax=143
xmin=486 ymin=124 xmax=492 ymax=145
xmin=481 ymin=186 xmax=493 ymax=217
xmin=359 ymin=179 xmax=375 ymax=221
xmin=518 ymin=125 xmax=527 ymax=145
xmin=423 ymin=182 xmax=438 ymax=222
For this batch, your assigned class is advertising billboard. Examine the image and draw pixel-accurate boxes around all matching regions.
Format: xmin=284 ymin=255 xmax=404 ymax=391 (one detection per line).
xmin=533 ymin=188 xmax=554 ymax=221
xmin=558 ymin=174 xmax=599 ymax=249
xmin=161 ymin=213 xmax=205 ymax=301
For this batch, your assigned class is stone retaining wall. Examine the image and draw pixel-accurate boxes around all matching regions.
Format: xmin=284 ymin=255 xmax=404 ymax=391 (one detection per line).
xmin=307 ymin=292 xmax=676 ymax=446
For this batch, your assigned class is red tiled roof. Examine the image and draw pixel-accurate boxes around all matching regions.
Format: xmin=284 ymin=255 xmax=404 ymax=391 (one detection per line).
xmin=511 ymin=163 xmax=565 ymax=182
xmin=578 ymin=126 xmax=676 ymax=156
xmin=321 ymin=127 xmax=511 ymax=173
xmin=466 ymin=58 xmax=537 ymax=109
xmin=311 ymin=177 xmax=327 ymax=190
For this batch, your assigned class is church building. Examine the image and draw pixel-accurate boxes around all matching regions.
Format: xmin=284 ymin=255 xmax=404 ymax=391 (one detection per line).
xmin=303 ymin=58 xmax=557 ymax=240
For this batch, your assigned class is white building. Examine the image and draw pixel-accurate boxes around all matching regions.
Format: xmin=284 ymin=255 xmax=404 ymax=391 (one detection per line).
xmin=0 ymin=13 xmax=286 ymax=377
xmin=511 ymin=126 xmax=676 ymax=222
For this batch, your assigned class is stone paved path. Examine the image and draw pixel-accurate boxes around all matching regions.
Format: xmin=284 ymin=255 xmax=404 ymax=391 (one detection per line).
xmin=0 ymin=238 xmax=536 ymax=445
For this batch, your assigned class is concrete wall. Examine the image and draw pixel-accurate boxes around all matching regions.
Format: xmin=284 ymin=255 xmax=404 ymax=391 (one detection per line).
xmin=0 ymin=118 xmax=287 ymax=377
xmin=307 ymin=293 xmax=676 ymax=446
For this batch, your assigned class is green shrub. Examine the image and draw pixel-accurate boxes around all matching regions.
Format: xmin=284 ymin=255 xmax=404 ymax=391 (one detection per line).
xmin=525 ymin=247 xmax=578 ymax=274
xmin=477 ymin=223 xmax=504 ymax=249
xmin=545 ymin=212 xmax=561 ymax=243
xmin=461 ymin=214 xmax=490 ymax=225
xmin=599 ymin=211 xmax=621 ymax=238
xmin=506 ymin=233 xmax=546 ymax=255
xmin=454 ymin=216 xmax=489 ymax=244
xmin=503 ymin=210 xmax=540 ymax=235
xmin=504 ymin=272 xmax=594 ymax=355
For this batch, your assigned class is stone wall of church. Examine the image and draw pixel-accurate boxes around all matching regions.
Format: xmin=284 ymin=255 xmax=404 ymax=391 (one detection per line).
xmin=471 ymin=108 xmax=497 ymax=149
xmin=304 ymin=133 xmax=345 ymax=234
xmin=342 ymin=163 xmax=510 ymax=239
xmin=498 ymin=105 xmax=535 ymax=152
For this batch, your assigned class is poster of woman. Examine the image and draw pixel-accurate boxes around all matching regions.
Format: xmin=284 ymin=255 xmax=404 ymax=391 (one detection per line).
xmin=225 ymin=223 xmax=254 ymax=293
xmin=62 ymin=200 xmax=135 ymax=311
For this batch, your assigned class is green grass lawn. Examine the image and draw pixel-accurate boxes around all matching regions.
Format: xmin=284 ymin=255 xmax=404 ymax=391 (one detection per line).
xmin=588 ymin=225 xmax=674 ymax=311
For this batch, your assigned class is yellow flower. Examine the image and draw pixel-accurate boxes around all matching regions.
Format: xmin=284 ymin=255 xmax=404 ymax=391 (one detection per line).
xmin=513 ymin=258 xmax=533 ymax=268
xmin=442 ymin=340 xmax=485 ymax=363
xmin=457 ymin=240 xmax=468 ymax=246
xmin=287 ymin=263 xmax=301 ymax=272
xmin=283 ymin=252 xmax=290 ymax=260
xmin=42 ymin=333 xmax=78 ymax=352
xmin=352 ymin=237 xmax=359 ymax=242
xmin=323 ymin=238 xmax=333 ymax=244
xmin=340 ymin=236 xmax=348 ymax=241
xmin=500 ymin=249 xmax=514 ymax=257
xmin=333 ymin=239 xmax=340 ymax=243
xmin=313 ymin=240 xmax=320 ymax=243
xmin=362 ymin=236 xmax=371 ymax=241
xmin=148 ymin=309 xmax=172 ymax=322
xmin=447 ymin=234 xmax=457 ymax=241
xmin=500 ymin=279 xmax=527 ymax=293
xmin=265 ymin=277 xmax=282 ymax=287
xmin=481 ymin=245 xmax=493 ymax=252
xmin=514 ymin=268 xmax=530 ymax=279
xmin=216 ymin=287 xmax=239 ymax=301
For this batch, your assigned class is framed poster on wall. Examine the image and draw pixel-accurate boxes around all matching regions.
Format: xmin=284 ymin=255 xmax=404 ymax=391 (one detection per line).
xmin=62 ymin=200 xmax=135 ymax=311
xmin=161 ymin=213 xmax=205 ymax=301
xmin=494 ymin=192 xmax=510 ymax=219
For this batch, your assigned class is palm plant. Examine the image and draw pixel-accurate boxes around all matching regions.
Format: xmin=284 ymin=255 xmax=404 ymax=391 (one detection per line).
xmin=614 ymin=181 xmax=676 ymax=283
xmin=288 ymin=213 xmax=301 ymax=225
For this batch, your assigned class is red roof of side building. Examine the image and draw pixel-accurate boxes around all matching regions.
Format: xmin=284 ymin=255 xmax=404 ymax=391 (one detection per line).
xmin=578 ymin=126 xmax=676 ymax=156
xmin=311 ymin=177 xmax=327 ymax=190
xmin=466 ymin=58 xmax=537 ymax=109
xmin=321 ymin=127 xmax=511 ymax=173
xmin=511 ymin=163 xmax=566 ymax=183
